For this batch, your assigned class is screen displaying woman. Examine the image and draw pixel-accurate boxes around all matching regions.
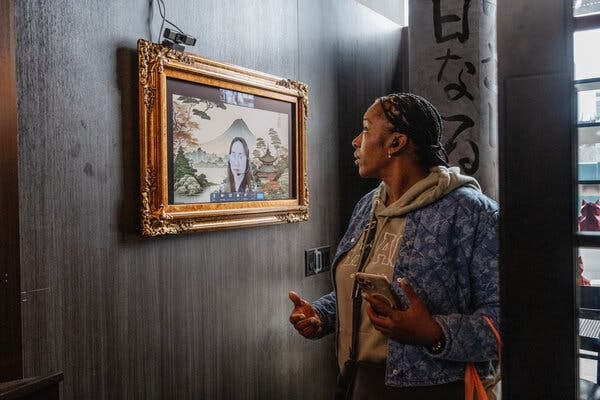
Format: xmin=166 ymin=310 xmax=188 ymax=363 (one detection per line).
xmin=226 ymin=137 xmax=253 ymax=192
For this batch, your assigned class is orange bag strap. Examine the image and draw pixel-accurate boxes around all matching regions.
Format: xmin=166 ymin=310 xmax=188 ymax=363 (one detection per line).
xmin=464 ymin=316 xmax=502 ymax=400
xmin=483 ymin=315 xmax=502 ymax=365
xmin=465 ymin=363 xmax=487 ymax=400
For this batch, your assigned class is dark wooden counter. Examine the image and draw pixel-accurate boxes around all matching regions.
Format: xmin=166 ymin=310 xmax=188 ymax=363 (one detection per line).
xmin=0 ymin=373 xmax=63 ymax=400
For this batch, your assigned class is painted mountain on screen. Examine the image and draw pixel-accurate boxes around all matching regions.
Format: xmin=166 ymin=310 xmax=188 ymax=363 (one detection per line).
xmin=198 ymin=118 xmax=256 ymax=156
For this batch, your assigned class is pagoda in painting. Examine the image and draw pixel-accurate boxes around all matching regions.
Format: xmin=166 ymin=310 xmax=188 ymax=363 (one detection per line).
xmin=256 ymin=147 xmax=278 ymax=183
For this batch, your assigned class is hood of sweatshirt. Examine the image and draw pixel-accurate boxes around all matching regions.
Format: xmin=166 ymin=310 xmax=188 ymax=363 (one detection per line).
xmin=374 ymin=166 xmax=481 ymax=218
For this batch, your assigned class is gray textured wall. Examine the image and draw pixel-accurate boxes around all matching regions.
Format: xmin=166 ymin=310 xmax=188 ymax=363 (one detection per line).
xmin=14 ymin=1 xmax=404 ymax=399
xmin=335 ymin=7 xmax=405 ymax=225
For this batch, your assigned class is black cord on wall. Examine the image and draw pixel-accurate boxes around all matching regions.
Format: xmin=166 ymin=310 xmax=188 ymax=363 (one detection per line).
xmin=155 ymin=0 xmax=186 ymax=42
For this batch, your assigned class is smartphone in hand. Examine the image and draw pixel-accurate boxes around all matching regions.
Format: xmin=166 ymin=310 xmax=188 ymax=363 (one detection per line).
xmin=354 ymin=272 xmax=397 ymax=308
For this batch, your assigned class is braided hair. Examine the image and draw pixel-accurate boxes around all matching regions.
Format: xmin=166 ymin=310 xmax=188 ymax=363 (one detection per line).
xmin=378 ymin=93 xmax=449 ymax=168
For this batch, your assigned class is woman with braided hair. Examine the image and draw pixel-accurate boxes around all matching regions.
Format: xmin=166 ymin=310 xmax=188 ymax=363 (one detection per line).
xmin=288 ymin=93 xmax=499 ymax=399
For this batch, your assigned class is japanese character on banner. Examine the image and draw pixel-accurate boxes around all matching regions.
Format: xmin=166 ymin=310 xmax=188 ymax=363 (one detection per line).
xmin=432 ymin=0 xmax=471 ymax=43
xmin=442 ymin=114 xmax=479 ymax=174
xmin=435 ymin=49 xmax=476 ymax=101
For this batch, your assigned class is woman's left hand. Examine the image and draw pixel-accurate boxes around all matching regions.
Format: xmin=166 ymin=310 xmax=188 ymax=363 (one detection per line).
xmin=364 ymin=280 xmax=443 ymax=346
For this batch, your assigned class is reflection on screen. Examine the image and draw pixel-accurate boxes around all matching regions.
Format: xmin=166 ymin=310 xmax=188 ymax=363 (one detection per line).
xmin=220 ymin=89 xmax=255 ymax=108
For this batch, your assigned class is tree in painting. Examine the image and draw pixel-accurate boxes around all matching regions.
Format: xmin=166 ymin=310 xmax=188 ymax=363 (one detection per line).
xmin=172 ymin=96 xmax=226 ymax=196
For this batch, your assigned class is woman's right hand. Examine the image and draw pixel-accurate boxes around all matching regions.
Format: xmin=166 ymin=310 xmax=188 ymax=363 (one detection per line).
xmin=288 ymin=291 xmax=322 ymax=339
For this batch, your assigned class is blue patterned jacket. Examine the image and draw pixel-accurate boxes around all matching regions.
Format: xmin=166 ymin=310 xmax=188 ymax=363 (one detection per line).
xmin=312 ymin=185 xmax=499 ymax=387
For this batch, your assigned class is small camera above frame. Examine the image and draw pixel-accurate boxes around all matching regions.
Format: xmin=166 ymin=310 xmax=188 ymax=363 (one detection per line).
xmin=162 ymin=28 xmax=196 ymax=51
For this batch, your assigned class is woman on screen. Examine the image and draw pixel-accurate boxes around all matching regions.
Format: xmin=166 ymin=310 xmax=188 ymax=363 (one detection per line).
xmin=226 ymin=137 xmax=253 ymax=192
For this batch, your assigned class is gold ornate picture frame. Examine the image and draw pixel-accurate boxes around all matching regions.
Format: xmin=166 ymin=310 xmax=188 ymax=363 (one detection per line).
xmin=138 ymin=39 xmax=309 ymax=236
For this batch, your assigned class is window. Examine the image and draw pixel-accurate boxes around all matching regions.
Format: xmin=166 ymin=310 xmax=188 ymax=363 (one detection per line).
xmin=355 ymin=0 xmax=407 ymax=28
xmin=574 ymin=3 xmax=600 ymax=387
xmin=575 ymin=32 xmax=600 ymax=233
xmin=575 ymin=0 xmax=600 ymax=17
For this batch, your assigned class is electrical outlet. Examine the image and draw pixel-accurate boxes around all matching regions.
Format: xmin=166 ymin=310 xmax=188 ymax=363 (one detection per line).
xmin=305 ymin=245 xmax=331 ymax=276
xmin=314 ymin=246 xmax=331 ymax=274
xmin=305 ymin=249 xmax=317 ymax=276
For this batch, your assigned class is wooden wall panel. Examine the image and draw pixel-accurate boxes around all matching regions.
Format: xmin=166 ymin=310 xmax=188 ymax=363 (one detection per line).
xmin=501 ymin=74 xmax=576 ymax=398
xmin=0 ymin=0 xmax=22 ymax=381
xmin=14 ymin=0 xmax=404 ymax=398
xmin=498 ymin=0 xmax=576 ymax=397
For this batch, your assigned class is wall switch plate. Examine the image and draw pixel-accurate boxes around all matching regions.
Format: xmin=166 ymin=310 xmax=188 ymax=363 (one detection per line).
xmin=305 ymin=245 xmax=331 ymax=276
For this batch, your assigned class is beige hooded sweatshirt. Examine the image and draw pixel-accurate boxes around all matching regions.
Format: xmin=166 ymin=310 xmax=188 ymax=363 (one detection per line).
xmin=335 ymin=166 xmax=480 ymax=369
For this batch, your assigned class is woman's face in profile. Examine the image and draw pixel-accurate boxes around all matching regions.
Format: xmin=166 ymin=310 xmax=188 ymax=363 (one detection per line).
xmin=229 ymin=141 xmax=247 ymax=176
xmin=351 ymin=103 xmax=391 ymax=179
